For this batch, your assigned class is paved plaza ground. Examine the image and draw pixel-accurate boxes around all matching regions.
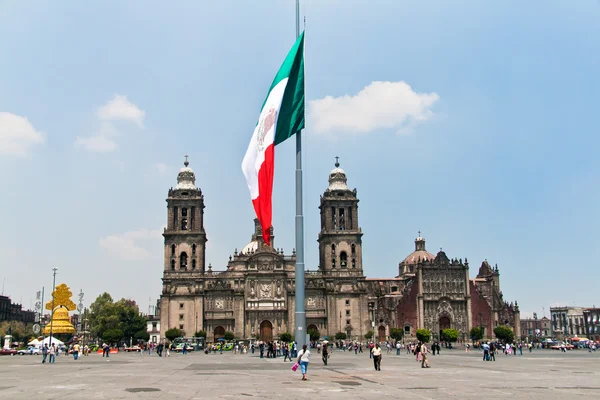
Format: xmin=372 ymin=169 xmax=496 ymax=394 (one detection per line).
xmin=0 ymin=348 xmax=599 ymax=399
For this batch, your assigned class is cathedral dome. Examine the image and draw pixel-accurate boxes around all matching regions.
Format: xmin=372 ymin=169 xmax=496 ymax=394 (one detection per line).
xmin=241 ymin=240 xmax=258 ymax=255
xmin=401 ymin=235 xmax=435 ymax=265
xmin=175 ymin=156 xmax=197 ymax=190
xmin=329 ymin=157 xmax=348 ymax=190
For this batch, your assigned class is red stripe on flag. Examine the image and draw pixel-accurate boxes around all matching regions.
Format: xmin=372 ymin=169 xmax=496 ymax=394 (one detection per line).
xmin=251 ymin=143 xmax=274 ymax=246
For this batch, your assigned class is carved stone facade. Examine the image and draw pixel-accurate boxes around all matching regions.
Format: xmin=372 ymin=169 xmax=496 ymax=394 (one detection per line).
xmin=159 ymin=159 xmax=520 ymax=342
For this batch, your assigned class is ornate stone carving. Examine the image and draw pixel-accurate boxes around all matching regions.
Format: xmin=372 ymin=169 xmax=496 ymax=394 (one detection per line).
xmin=437 ymin=300 xmax=453 ymax=317
xmin=215 ymin=298 xmax=224 ymax=309
xmin=259 ymin=284 xmax=272 ymax=298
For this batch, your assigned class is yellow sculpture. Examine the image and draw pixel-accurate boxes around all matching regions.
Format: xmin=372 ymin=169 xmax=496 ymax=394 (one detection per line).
xmin=43 ymin=283 xmax=76 ymax=335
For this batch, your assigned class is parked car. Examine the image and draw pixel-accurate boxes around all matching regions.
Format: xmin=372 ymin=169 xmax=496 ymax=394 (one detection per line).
xmin=174 ymin=343 xmax=195 ymax=352
xmin=18 ymin=347 xmax=41 ymax=355
xmin=0 ymin=348 xmax=18 ymax=356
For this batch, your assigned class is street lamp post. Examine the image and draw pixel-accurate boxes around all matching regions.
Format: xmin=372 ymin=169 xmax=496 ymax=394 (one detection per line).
xmin=49 ymin=268 xmax=58 ymax=346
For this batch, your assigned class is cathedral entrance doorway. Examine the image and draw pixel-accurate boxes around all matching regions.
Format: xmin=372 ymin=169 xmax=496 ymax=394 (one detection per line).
xmin=378 ymin=325 xmax=386 ymax=342
xmin=260 ymin=320 xmax=273 ymax=342
xmin=439 ymin=316 xmax=451 ymax=339
xmin=307 ymin=324 xmax=319 ymax=340
xmin=214 ymin=326 xmax=225 ymax=341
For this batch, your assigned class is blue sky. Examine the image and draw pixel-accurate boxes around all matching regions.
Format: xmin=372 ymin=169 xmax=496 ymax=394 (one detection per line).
xmin=1 ymin=0 xmax=598 ymax=318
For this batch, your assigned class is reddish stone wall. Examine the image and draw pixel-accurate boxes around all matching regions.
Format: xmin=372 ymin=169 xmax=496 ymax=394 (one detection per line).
xmin=396 ymin=281 xmax=418 ymax=336
xmin=470 ymin=281 xmax=494 ymax=337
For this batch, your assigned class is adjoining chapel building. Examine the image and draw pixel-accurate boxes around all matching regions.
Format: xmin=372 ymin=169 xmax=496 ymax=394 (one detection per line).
xmin=159 ymin=158 xmax=520 ymax=343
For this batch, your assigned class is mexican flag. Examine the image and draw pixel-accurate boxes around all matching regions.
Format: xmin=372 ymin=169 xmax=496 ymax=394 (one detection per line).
xmin=242 ymin=32 xmax=305 ymax=246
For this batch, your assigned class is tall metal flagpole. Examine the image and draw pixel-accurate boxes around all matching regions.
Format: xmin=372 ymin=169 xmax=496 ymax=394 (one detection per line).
xmin=294 ymin=0 xmax=306 ymax=349
xmin=49 ymin=268 xmax=57 ymax=346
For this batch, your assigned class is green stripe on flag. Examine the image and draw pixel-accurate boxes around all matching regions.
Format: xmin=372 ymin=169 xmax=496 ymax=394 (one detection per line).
xmin=261 ymin=32 xmax=305 ymax=146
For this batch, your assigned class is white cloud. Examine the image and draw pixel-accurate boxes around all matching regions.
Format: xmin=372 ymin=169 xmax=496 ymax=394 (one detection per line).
xmin=309 ymin=81 xmax=439 ymax=136
xmin=97 ymin=94 xmax=145 ymax=127
xmin=0 ymin=112 xmax=45 ymax=157
xmin=99 ymin=228 xmax=163 ymax=261
xmin=75 ymin=95 xmax=144 ymax=153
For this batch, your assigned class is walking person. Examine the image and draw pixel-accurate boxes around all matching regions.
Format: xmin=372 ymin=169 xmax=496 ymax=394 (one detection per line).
xmin=283 ymin=344 xmax=292 ymax=362
xmin=73 ymin=343 xmax=80 ymax=360
xmin=372 ymin=343 xmax=382 ymax=371
xmin=49 ymin=344 xmax=56 ymax=364
xmin=322 ymin=344 xmax=329 ymax=366
xmin=420 ymin=342 xmax=430 ymax=368
xmin=297 ymin=344 xmax=311 ymax=381
xmin=42 ymin=344 xmax=48 ymax=363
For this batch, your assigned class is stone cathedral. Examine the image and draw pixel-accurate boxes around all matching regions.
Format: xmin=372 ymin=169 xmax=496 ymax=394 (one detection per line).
xmin=159 ymin=158 xmax=520 ymax=343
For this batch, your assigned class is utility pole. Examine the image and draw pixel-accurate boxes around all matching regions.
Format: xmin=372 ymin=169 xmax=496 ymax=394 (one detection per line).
xmin=49 ymin=268 xmax=58 ymax=346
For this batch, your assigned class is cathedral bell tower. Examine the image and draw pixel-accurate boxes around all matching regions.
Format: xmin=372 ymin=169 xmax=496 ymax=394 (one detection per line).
xmin=162 ymin=156 xmax=207 ymax=274
xmin=318 ymin=158 xmax=363 ymax=275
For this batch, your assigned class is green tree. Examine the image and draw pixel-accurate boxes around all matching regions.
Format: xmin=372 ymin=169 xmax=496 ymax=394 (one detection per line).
xmin=494 ymin=326 xmax=514 ymax=343
xmin=441 ymin=328 xmax=459 ymax=342
xmin=334 ymin=332 xmax=347 ymax=340
xmin=0 ymin=321 xmax=34 ymax=343
xmin=88 ymin=293 xmax=147 ymax=344
xmin=165 ymin=328 xmax=183 ymax=342
xmin=364 ymin=330 xmax=374 ymax=340
xmin=115 ymin=299 xmax=147 ymax=345
xmin=224 ymin=331 xmax=235 ymax=341
xmin=470 ymin=326 xmax=483 ymax=342
xmin=308 ymin=328 xmax=320 ymax=342
xmin=102 ymin=329 xmax=123 ymax=344
xmin=416 ymin=329 xmax=431 ymax=343
xmin=279 ymin=332 xmax=293 ymax=342
xmin=195 ymin=330 xmax=207 ymax=338
xmin=134 ymin=330 xmax=149 ymax=342
xmin=389 ymin=328 xmax=404 ymax=341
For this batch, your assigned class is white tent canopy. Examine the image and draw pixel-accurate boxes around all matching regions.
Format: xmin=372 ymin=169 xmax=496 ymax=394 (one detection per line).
xmin=41 ymin=336 xmax=64 ymax=346
xmin=27 ymin=339 xmax=40 ymax=346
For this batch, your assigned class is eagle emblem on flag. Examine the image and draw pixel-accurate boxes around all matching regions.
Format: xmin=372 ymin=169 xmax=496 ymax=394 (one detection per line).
xmin=256 ymin=108 xmax=277 ymax=152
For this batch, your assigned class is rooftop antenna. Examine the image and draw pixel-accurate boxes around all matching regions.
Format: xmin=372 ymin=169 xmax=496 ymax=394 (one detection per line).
xmin=1 ymin=278 xmax=4 ymax=295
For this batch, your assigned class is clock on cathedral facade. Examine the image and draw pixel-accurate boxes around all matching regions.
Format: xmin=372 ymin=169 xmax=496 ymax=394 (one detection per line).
xmin=158 ymin=158 xmax=520 ymax=343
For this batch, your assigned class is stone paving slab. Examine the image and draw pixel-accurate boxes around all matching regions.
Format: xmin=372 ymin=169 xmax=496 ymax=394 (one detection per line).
xmin=0 ymin=349 xmax=598 ymax=399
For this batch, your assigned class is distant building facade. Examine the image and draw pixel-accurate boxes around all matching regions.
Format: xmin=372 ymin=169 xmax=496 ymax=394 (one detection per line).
xmin=147 ymin=315 xmax=161 ymax=344
xmin=583 ymin=308 xmax=600 ymax=342
xmin=550 ymin=306 xmax=585 ymax=339
xmin=520 ymin=315 xmax=550 ymax=341
xmin=0 ymin=295 xmax=35 ymax=323
xmin=159 ymin=159 xmax=520 ymax=343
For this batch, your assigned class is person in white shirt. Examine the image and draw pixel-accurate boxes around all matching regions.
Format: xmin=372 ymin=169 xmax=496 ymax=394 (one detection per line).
xmin=297 ymin=344 xmax=311 ymax=381
xmin=372 ymin=343 xmax=382 ymax=371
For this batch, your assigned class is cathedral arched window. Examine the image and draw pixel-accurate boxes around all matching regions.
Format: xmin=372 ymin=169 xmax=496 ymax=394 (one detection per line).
xmin=181 ymin=218 xmax=188 ymax=230
xmin=180 ymin=252 xmax=188 ymax=269
xmin=340 ymin=251 xmax=347 ymax=268
xmin=192 ymin=244 xmax=196 ymax=255
xmin=171 ymin=244 xmax=176 ymax=256
xmin=170 ymin=259 xmax=175 ymax=271
xmin=338 ymin=208 xmax=345 ymax=230
xmin=351 ymin=244 xmax=356 ymax=255
xmin=332 ymin=257 xmax=336 ymax=268
xmin=331 ymin=244 xmax=336 ymax=255
xmin=192 ymin=259 xmax=196 ymax=270
xmin=352 ymin=258 xmax=356 ymax=268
